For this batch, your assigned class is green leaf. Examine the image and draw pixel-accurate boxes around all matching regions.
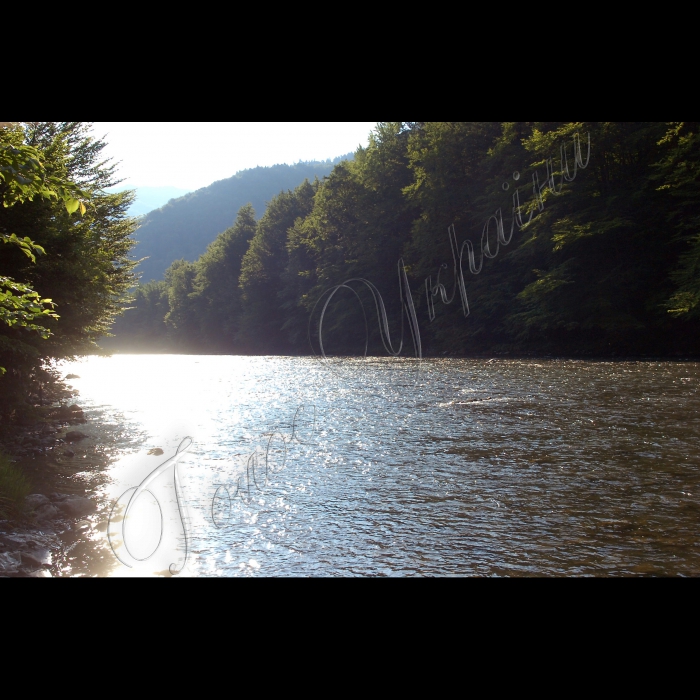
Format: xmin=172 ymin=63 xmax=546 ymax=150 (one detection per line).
xmin=64 ymin=197 xmax=80 ymax=214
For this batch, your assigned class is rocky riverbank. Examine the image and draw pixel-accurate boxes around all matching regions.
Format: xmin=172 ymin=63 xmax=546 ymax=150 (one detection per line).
xmin=0 ymin=376 xmax=119 ymax=577
xmin=0 ymin=493 xmax=97 ymax=577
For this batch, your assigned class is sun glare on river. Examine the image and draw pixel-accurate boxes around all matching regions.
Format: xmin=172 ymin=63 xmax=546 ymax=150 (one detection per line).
xmin=59 ymin=354 xmax=249 ymax=446
xmin=57 ymin=354 xmax=273 ymax=577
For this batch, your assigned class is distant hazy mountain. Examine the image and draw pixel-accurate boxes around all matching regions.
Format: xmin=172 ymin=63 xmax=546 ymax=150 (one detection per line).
xmin=129 ymin=155 xmax=352 ymax=283
xmin=110 ymin=186 xmax=193 ymax=217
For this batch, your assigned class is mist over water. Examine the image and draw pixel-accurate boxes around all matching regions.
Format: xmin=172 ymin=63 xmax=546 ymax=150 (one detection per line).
xmin=60 ymin=355 xmax=700 ymax=576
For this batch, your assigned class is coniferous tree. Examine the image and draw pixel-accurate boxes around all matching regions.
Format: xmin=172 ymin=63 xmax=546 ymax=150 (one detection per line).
xmin=238 ymin=180 xmax=317 ymax=352
xmin=0 ymin=122 xmax=137 ymax=415
xmin=163 ymin=260 xmax=198 ymax=348
xmin=656 ymin=122 xmax=700 ymax=319
xmin=191 ymin=204 xmax=257 ymax=351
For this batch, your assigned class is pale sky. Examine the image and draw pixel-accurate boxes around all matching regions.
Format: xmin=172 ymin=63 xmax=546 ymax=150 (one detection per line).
xmin=91 ymin=122 xmax=378 ymax=190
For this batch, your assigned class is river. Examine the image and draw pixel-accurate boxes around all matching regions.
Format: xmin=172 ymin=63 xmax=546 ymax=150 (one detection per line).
xmin=56 ymin=354 xmax=700 ymax=576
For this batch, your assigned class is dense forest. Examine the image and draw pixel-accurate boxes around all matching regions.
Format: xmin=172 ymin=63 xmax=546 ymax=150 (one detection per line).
xmin=110 ymin=122 xmax=700 ymax=358
xmin=1 ymin=122 xmax=137 ymax=429
xmin=130 ymin=156 xmax=352 ymax=283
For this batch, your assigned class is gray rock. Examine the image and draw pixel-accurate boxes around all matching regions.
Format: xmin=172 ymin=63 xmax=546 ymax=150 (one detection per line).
xmin=21 ymin=548 xmax=52 ymax=568
xmin=1 ymin=533 xmax=40 ymax=547
xmin=35 ymin=504 xmax=60 ymax=521
xmin=65 ymin=431 xmax=88 ymax=442
xmin=25 ymin=494 xmax=51 ymax=509
xmin=0 ymin=552 xmax=21 ymax=574
xmin=62 ymin=450 xmax=75 ymax=457
xmin=63 ymin=405 xmax=86 ymax=424
xmin=57 ymin=496 xmax=96 ymax=518
xmin=50 ymin=493 xmax=68 ymax=502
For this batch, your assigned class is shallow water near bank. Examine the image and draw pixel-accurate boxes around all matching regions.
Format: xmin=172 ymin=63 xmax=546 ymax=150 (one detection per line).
xmin=55 ymin=354 xmax=700 ymax=576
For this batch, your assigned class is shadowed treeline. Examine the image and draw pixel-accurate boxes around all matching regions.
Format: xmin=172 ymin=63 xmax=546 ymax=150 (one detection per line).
xmin=108 ymin=122 xmax=700 ymax=357
xmin=1 ymin=122 xmax=136 ymax=427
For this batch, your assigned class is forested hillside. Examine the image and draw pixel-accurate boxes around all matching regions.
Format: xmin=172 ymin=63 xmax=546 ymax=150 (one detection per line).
xmin=109 ymin=122 xmax=700 ymax=357
xmin=131 ymin=156 xmax=352 ymax=283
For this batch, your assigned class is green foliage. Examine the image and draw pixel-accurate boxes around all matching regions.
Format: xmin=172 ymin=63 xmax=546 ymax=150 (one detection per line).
xmin=283 ymin=124 xmax=420 ymax=352
xmin=653 ymin=123 xmax=700 ymax=318
xmin=163 ymin=259 xmax=199 ymax=347
xmin=0 ymin=452 xmax=32 ymax=519
xmin=0 ymin=136 xmax=88 ymax=215
xmin=132 ymin=158 xmax=351 ymax=284
xmin=0 ymin=276 xmax=58 ymax=335
xmin=0 ymin=124 xmax=87 ymax=374
xmin=0 ymin=122 xmax=137 ymax=414
xmin=1 ymin=123 xmax=138 ymax=356
xmin=238 ymin=180 xmax=317 ymax=351
xmin=185 ymin=203 xmax=259 ymax=350
xmin=1 ymin=233 xmax=46 ymax=263
xmin=108 ymin=122 xmax=700 ymax=358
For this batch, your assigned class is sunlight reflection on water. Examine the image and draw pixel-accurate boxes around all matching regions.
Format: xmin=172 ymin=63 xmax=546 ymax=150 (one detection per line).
xmin=59 ymin=355 xmax=700 ymax=577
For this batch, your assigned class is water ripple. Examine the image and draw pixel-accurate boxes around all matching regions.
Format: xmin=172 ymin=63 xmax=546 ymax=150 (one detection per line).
xmin=60 ymin=356 xmax=700 ymax=576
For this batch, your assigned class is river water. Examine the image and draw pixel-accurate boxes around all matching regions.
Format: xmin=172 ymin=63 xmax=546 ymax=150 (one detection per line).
xmin=57 ymin=355 xmax=700 ymax=576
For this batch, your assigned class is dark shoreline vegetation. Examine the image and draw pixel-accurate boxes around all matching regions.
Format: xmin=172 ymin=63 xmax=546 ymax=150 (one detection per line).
xmin=107 ymin=122 xmax=700 ymax=360
xmin=2 ymin=122 xmax=700 ymax=574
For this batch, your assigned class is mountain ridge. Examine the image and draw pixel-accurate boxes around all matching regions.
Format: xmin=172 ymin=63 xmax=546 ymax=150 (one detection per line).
xmin=131 ymin=154 xmax=353 ymax=282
